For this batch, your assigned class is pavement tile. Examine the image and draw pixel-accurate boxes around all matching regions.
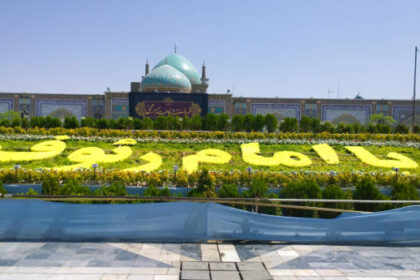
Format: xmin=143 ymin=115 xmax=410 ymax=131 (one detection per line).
xmin=153 ymin=276 xmax=179 ymax=280
xmin=209 ymin=262 xmax=237 ymax=271
xmin=211 ymin=270 xmax=241 ymax=280
xmin=237 ymin=262 xmax=266 ymax=271
xmin=240 ymin=270 xmax=273 ymax=280
xmin=268 ymin=269 xmax=294 ymax=276
xmin=180 ymin=270 xmax=210 ymax=280
xmin=182 ymin=261 xmax=208 ymax=270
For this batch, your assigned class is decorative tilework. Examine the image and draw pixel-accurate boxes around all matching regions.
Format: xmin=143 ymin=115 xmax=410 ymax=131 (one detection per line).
xmin=92 ymin=99 xmax=104 ymax=119
xmin=392 ymin=105 xmax=420 ymax=125
xmin=208 ymin=101 xmax=225 ymax=114
xmin=0 ymin=99 xmax=13 ymax=113
xmin=18 ymin=97 xmax=31 ymax=114
xmin=376 ymin=104 xmax=388 ymax=115
xmin=251 ymin=103 xmax=301 ymax=120
xmin=305 ymin=103 xmax=317 ymax=118
xmin=235 ymin=102 xmax=247 ymax=115
xmin=322 ymin=104 xmax=371 ymax=124
xmin=111 ymin=98 xmax=129 ymax=119
xmin=36 ymin=99 xmax=87 ymax=119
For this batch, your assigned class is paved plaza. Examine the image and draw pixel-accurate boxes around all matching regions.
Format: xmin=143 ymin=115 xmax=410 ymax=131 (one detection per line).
xmin=0 ymin=242 xmax=419 ymax=279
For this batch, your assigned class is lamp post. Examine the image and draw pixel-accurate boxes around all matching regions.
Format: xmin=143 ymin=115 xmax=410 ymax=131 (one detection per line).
xmin=393 ymin=167 xmax=400 ymax=183
xmin=14 ymin=165 xmax=20 ymax=183
xmin=173 ymin=165 xmax=179 ymax=186
xmin=412 ymin=46 xmax=418 ymax=132
xmin=92 ymin=163 xmax=98 ymax=185
xmin=247 ymin=166 xmax=253 ymax=185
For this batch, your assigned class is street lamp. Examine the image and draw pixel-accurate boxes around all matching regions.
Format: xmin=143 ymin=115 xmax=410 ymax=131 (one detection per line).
xmin=412 ymin=46 xmax=418 ymax=132
xmin=92 ymin=163 xmax=98 ymax=185
xmin=247 ymin=166 xmax=253 ymax=185
xmin=392 ymin=167 xmax=400 ymax=182
xmin=173 ymin=165 xmax=179 ymax=186
xmin=14 ymin=165 xmax=20 ymax=183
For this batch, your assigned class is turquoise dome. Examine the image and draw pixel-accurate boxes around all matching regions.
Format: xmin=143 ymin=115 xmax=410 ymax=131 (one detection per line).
xmin=153 ymin=54 xmax=201 ymax=85
xmin=141 ymin=65 xmax=192 ymax=93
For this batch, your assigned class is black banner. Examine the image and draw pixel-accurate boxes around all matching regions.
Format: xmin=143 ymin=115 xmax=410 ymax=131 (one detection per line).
xmin=129 ymin=92 xmax=208 ymax=119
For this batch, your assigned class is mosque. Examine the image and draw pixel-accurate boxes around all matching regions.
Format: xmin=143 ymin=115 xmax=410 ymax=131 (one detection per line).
xmin=0 ymin=52 xmax=419 ymax=126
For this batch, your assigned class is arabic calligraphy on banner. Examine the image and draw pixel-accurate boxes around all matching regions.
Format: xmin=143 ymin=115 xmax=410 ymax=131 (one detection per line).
xmin=135 ymin=99 xmax=202 ymax=118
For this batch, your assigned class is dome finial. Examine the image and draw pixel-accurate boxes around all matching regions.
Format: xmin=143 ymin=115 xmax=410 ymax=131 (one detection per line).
xmin=174 ymin=43 xmax=177 ymax=53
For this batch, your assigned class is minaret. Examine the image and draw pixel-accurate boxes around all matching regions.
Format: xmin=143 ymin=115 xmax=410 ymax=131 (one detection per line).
xmin=145 ymin=59 xmax=150 ymax=75
xmin=201 ymin=61 xmax=208 ymax=85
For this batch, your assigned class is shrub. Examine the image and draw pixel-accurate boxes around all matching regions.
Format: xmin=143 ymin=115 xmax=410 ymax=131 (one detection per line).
xmin=252 ymin=114 xmax=265 ymax=132
xmin=60 ymin=180 xmax=92 ymax=196
xmin=281 ymin=179 xmax=322 ymax=217
xmin=279 ymin=117 xmax=298 ymax=132
xmin=320 ymin=185 xmax=353 ymax=218
xmin=216 ymin=114 xmax=229 ymax=131
xmin=42 ymin=175 xmax=60 ymax=195
xmin=26 ymin=188 xmax=38 ymax=195
xmin=94 ymin=180 xmax=127 ymax=196
xmin=353 ymin=177 xmax=391 ymax=212
xmin=391 ymin=181 xmax=419 ymax=203
xmin=142 ymin=117 xmax=154 ymax=129
xmin=96 ymin=118 xmax=110 ymax=129
xmin=264 ymin=114 xmax=278 ymax=133
xmin=244 ymin=114 xmax=255 ymax=132
xmin=393 ymin=124 xmax=409 ymax=134
xmin=63 ymin=116 xmax=79 ymax=129
xmin=231 ymin=115 xmax=245 ymax=132
xmin=218 ymin=183 xmax=240 ymax=198
xmin=0 ymin=181 xmax=7 ymax=194
xmin=188 ymin=169 xmax=216 ymax=197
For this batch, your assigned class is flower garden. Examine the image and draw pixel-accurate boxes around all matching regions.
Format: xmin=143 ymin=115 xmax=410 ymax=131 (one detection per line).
xmin=0 ymin=130 xmax=419 ymax=183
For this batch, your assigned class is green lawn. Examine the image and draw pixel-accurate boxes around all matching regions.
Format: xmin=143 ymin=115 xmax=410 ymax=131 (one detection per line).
xmin=0 ymin=140 xmax=419 ymax=174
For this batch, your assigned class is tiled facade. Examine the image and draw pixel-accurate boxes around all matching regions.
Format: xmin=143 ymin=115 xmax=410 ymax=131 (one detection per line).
xmin=0 ymin=91 xmax=419 ymax=126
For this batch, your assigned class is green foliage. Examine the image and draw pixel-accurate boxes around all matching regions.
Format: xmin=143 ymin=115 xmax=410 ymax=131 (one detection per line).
xmin=154 ymin=116 xmax=167 ymax=130
xmin=0 ymin=181 xmax=7 ymax=194
xmin=216 ymin=114 xmax=229 ymax=131
xmin=279 ymin=117 xmax=298 ymax=132
xmin=203 ymin=114 xmax=218 ymax=131
xmin=189 ymin=115 xmax=202 ymax=130
xmin=26 ymin=188 xmax=38 ymax=195
xmin=414 ymin=125 xmax=420 ymax=134
xmin=244 ymin=114 xmax=255 ymax=132
xmin=370 ymin=114 xmax=396 ymax=126
xmin=320 ymin=185 xmax=353 ymax=218
xmin=189 ymin=169 xmax=216 ymax=197
xmin=42 ymin=175 xmax=60 ymax=195
xmin=94 ymin=180 xmax=127 ymax=196
xmin=393 ymin=124 xmax=409 ymax=134
xmin=96 ymin=118 xmax=110 ymax=129
xmin=59 ymin=180 xmax=92 ymax=196
xmin=391 ymin=181 xmax=419 ymax=202
xmin=245 ymin=176 xmax=269 ymax=198
xmin=252 ymin=114 xmax=265 ymax=132
xmin=218 ymin=183 xmax=240 ymax=198
xmin=142 ymin=117 xmax=154 ymax=129
xmin=63 ymin=116 xmax=79 ymax=129
xmin=264 ymin=114 xmax=278 ymax=133
xmin=231 ymin=115 xmax=245 ymax=132
xmin=281 ymin=179 xmax=322 ymax=217
xmin=353 ymin=177 xmax=391 ymax=212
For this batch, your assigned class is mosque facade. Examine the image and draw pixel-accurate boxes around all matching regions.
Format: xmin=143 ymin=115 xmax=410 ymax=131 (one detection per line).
xmin=0 ymin=52 xmax=419 ymax=126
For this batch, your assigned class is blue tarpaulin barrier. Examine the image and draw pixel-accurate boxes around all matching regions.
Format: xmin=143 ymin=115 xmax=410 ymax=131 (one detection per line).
xmin=0 ymin=200 xmax=419 ymax=245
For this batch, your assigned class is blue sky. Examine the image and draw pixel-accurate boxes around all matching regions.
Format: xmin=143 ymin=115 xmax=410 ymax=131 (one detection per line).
xmin=0 ymin=0 xmax=419 ymax=99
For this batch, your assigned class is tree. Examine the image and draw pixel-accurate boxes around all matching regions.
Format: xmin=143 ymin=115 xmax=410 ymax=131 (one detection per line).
xmin=188 ymin=169 xmax=216 ymax=198
xmin=299 ymin=116 xmax=313 ymax=132
xmin=190 ymin=115 xmax=202 ymax=130
xmin=353 ymin=177 xmax=390 ymax=212
xmin=252 ymin=114 xmax=265 ymax=131
xmin=203 ymin=114 xmax=218 ymax=131
xmin=319 ymin=121 xmax=335 ymax=133
xmin=264 ymin=114 xmax=278 ymax=133
xmin=63 ymin=116 xmax=79 ymax=129
xmin=321 ymin=185 xmax=353 ymax=218
xmin=231 ymin=115 xmax=245 ymax=132
xmin=243 ymin=114 xmax=255 ymax=132
xmin=393 ymin=124 xmax=409 ymax=134
xmin=216 ymin=114 xmax=229 ymax=131
xmin=142 ymin=117 xmax=154 ymax=129
xmin=154 ymin=116 xmax=167 ymax=130
xmin=281 ymin=179 xmax=322 ymax=217
xmin=279 ymin=117 xmax=298 ymax=132
xmin=97 ymin=118 xmax=110 ymax=129
xmin=370 ymin=113 xmax=396 ymax=126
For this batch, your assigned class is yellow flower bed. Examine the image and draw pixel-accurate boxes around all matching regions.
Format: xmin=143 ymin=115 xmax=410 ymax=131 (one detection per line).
xmin=54 ymin=146 xmax=132 ymax=171
xmin=345 ymin=146 xmax=419 ymax=169
xmin=54 ymin=135 xmax=70 ymax=141
xmin=241 ymin=142 xmax=312 ymax=167
xmin=113 ymin=138 xmax=137 ymax=146
xmin=182 ymin=149 xmax=232 ymax=174
xmin=123 ymin=152 xmax=162 ymax=173
xmin=0 ymin=140 xmax=66 ymax=162
xmin=312 ymin=143 xmax=339 ymax=164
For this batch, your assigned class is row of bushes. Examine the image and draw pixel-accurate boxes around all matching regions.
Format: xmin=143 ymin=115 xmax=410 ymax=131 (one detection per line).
xmin=2 ymin=172 xmax=417 ymax=218
xmin=1 ymin=112 xmax=419 ymax=135
xmin=1 ymin=126 xmax=420 ymax=143
xmin=1 ymin=168 xmax=419 ymax=188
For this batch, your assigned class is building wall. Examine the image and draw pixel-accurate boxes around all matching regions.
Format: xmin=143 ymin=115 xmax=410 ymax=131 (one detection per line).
xmin=1 ymin=91 xmax=419 ymax=126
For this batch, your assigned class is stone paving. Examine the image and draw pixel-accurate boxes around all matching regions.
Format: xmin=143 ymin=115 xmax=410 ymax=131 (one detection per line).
xmin=0 ymin=242 xmax=419 ymax=279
